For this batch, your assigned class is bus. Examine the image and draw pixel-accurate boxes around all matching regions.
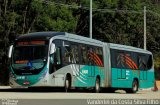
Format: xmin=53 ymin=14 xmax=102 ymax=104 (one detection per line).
xmin=8 ymin=32 xmax=155 ymax=93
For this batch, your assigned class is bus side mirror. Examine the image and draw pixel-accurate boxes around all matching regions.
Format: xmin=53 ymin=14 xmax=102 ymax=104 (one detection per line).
xmin=50 ymin=43 xmax=56 ymax=55
xmin=8 ymin=45 xmax=13 ymax=58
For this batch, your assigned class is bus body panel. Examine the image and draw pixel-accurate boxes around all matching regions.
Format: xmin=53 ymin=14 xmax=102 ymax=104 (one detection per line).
xmin=111 ymin=68 xmax=138 ymax=88
xmin=72 ymin=65 xmax=105 ymax=87
xmin=139 ymin=70 xmax=154 ymax=88
xmin=9 ymin=65 xmax=48 ymax=88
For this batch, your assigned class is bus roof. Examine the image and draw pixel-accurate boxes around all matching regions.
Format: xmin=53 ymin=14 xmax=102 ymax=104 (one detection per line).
xmin=16 ymin=31 xmax=103 ymax=46
xmin=109 ymin=43 xmax=152 ymax=54
xmin=16 ymin=32 xmax=66 ymax=40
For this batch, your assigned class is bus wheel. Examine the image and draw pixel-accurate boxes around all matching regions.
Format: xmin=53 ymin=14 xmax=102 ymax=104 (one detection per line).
xmin=126 ymin=80 xmax=138 ymax=93
xmin=65 ymin=78 xmax=70 ymax=92
xmin=95 ymin=78 xmax=101 ymax=93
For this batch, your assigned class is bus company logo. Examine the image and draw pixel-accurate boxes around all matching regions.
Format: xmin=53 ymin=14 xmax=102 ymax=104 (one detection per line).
xmin=82 ymin=70 xmax=88 ymax=74
xmin=1 ymin=99 xmax=18 ymax=105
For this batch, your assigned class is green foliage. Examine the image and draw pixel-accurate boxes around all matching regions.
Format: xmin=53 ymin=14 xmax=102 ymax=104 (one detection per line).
xmin=154 ymin=55 xmax=160 ymax=80
xmin=34 ymin=4 xmax=77 ymax=32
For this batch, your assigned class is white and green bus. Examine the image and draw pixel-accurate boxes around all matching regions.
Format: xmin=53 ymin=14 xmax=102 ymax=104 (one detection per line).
xmin=8 ymin=32 xmax=155 ymax=93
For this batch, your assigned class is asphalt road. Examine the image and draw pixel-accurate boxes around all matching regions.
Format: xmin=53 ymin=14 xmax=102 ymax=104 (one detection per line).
xmin=0 ymin=86 xmax=159 ymax=105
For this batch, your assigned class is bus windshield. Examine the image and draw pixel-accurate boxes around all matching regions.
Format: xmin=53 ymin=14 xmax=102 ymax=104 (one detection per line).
xmin=11 ymin=41 xmax=48 ymax=74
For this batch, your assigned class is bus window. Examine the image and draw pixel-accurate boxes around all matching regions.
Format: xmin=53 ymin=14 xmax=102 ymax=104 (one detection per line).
xmin=80 ymin=45 xmax=87 ymax=65
xmin=62 ymin=41 xmax=79 ymax=65
xmin=116 ymin=52 xmax=125 ymax=69
xmin=95 ymin=47 xmax=104 ymax=67
xmin=111 ymin=49 xmax=124 ymax=68
xmin=55 ymin=47 xmax=61 ymax=65
xmin=74 ymin=45 xmax=79 ymax=64
xmin=87 ymin=47 xmax=94 ymax=66
xmin=63 ymin=41 xmax=71 ymax=64
xmin=111 ymin=49 xmax=116 ymax=68
xmin=147 ymin=55 xmax=153 ymax=70
xmin=70 ymin=44 xmax=79 ymax=64
xmin=113 ymin=50 xmax=138 ymax=70
xmin=124 ymin=52 xmax=138 ymax=70
xmin=138 ymin=55 xmax=147 ymax=70
xmin=64 ymin=47 xmax=71 ymax=63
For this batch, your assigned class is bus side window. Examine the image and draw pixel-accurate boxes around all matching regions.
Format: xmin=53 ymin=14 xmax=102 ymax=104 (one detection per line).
xmin=70 ymin=44 xmax=79 ymax=64
xmin=74 ymin=45 xmax=79 ymax=64
xmin=110 ymin=49 xmax=116 ymax=68
xmin=55 ymin=47 xmax=61 ymax=65
xmin=146 ymin=55 xmax=153 ymax=70
xmin=138 ymin=55 xmax=147 ymax=70
xmin=64 ymin=46 xmax=70 ymax=64
xmin=87 ymin=47 xmax=94 ymax=66
xmin=63 ymin=41 xmax=79 ymax=65
xmin=95 ymin=47 xmax=104 ymax=67
xmin=124 ymin=52 xmax=138 ymax=70
xmin=116 ymin=52 xmax=125 ymax=69
xmin=63 ymin=41 xmax=71 ymax=64
xmin=94 ymin=47 xmax=104 ymax=67
xmin=80 ymin=45 xmax=87 ymax=65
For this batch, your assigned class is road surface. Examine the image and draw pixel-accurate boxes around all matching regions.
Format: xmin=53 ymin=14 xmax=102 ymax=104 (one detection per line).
xmin=0 ymin=86 xmax=159 ymax=105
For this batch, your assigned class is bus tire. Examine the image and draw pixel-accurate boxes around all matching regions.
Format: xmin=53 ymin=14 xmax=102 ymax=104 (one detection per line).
xmin=126 ymin=79 xmax=138 ymax=93
xmin=95 ymin=77 xmax=101 ymax=93
xmin=65 ymin=77 xmax=71 ymax=92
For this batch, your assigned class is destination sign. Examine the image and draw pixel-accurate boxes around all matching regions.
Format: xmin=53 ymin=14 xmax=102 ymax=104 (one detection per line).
xmin=17 ymin=41 xmax=45 ymax=46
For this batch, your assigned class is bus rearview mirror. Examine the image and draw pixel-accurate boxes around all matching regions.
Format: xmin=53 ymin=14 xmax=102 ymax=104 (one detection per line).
xmin=50 ymin=43 xmax=56 ymax=55
xmin=8 ymin=45 xmax=13 ymax=58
